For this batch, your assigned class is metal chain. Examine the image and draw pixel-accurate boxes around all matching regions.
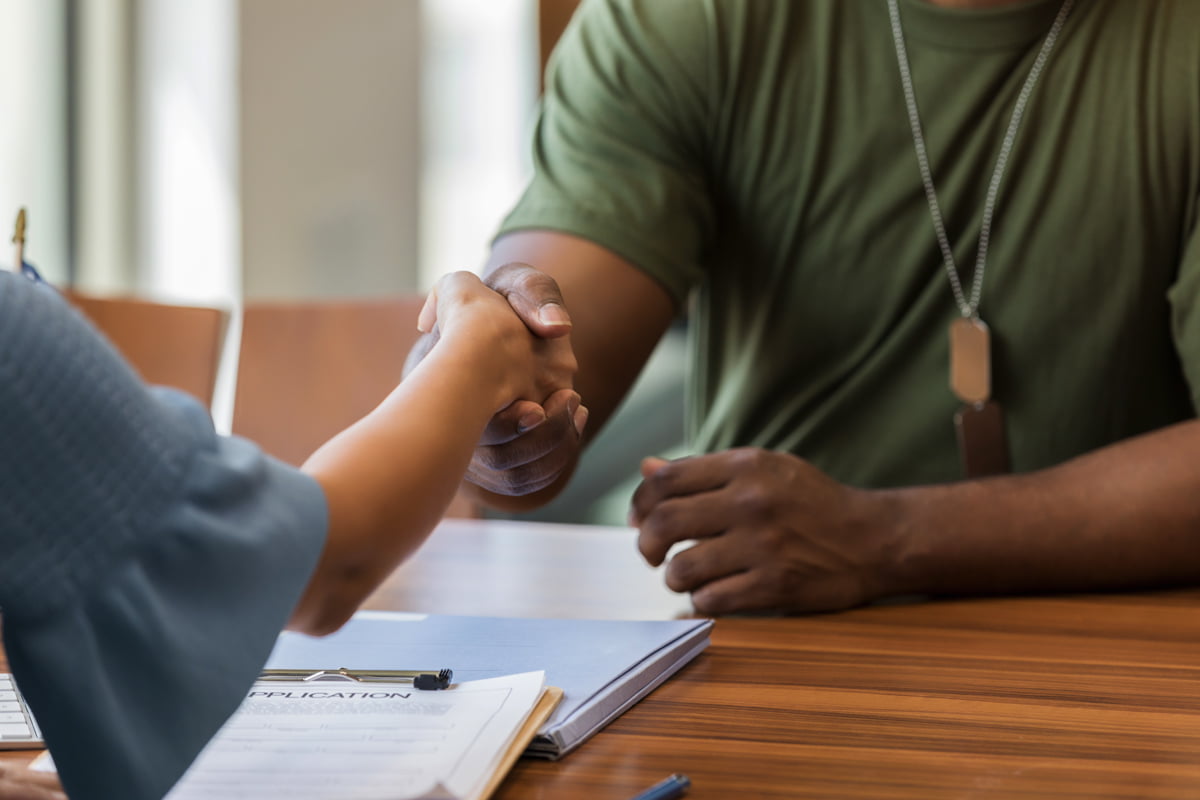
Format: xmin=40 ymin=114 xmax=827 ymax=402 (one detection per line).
xmin=886 ymin=0 xmax=1074 ymax=319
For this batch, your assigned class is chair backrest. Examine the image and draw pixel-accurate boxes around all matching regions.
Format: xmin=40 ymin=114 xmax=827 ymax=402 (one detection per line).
xmin=232 ymin=297 xmax=424 ymax=466
xmin=232 ymin=296 xmax=477 ymax=518
xmin=65 ymin=290 xmax=229 ymax=408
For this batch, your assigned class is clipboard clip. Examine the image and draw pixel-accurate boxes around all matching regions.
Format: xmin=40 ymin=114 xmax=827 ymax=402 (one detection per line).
xmin=259 ymin=667 xmax=454 ymax=690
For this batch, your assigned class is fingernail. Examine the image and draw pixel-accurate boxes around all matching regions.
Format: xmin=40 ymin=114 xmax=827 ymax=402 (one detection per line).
xmin=572 ymin=405 xmax=589 ymax=436
xmin=538 ymin=303 xmax=571 ymax=327
xmin=517 ymin=409 xmax=546 ymax=433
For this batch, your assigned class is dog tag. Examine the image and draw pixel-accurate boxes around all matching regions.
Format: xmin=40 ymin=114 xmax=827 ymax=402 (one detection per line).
xmin=954 ymin=400 xmax=1010 ymax=478
xmin=949 ymin=316 xmax=991 ymax=405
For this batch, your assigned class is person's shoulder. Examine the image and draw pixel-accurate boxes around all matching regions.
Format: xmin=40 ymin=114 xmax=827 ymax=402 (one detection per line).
xmin=573 ymin=0 xmax=709 ymax=46
xmin=1089 ymin=0 xmax=1200 ymax=41
xmin=571 ymin=0 xmax=813 ymax=79
xmin=1155 ymin=0 xmax=1200 ymax=49
xmin=613 ymin=0 xmax=805 ymax=29
xmin=559 ymin=0 xmax=722 ymax=96
xmin=576 ymin=0 xmax=798 ymax=45
xmin=1082 ymin=0 xmax=1200 ymax=86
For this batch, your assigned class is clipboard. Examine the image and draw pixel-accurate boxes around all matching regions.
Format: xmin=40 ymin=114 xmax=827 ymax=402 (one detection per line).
xmin=33 ymin=673 xmax=561 ymax=800
xmin=259 ymin=667 xmax=454 ymax=690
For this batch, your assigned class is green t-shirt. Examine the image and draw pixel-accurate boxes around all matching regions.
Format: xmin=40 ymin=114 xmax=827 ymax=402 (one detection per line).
xmin=499 ymin=0 xmax=1200 ymax=489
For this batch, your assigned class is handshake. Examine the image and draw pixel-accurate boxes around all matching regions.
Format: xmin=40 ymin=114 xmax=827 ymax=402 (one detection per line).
xmin=408 ymin=262 xmax=591 ymax=505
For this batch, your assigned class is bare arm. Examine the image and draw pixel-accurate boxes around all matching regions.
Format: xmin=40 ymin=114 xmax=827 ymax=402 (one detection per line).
xmin=289 ymin=272 xmax=575 ymax=634
xmin=885 ymin=418 xmax=1200 ymax=598
xmin=632 ymin=420 xmax=1200 ymax=615
xmin=461 ymin=230 xmax=677 ymax=512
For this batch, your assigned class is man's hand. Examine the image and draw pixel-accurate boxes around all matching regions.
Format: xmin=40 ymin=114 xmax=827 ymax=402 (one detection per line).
xmin=465 ymin=263 xmax=588 ymax=497
xmin=630 ymin=448 xmax=899 ymax=615
xmin=404 ymin=262 xmax=587 ymax=498
xmin=0 ymin=764 xmax=65 ymax=800
xmin=468 ymin=388 xmax=587 ymax=495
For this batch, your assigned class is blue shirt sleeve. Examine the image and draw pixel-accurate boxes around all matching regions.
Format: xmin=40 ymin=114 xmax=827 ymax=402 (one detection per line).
xmin=0 ymin=272 xmax=328 ymax=800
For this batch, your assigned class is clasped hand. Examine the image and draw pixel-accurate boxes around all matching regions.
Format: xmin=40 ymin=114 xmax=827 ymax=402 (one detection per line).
xmin=416 ymin=269 xmax=577 ymax=420
xmin=631 ymin=449 xmax=898 ymax=615
xmin=410 ymin=264 xmax=588 ymax=497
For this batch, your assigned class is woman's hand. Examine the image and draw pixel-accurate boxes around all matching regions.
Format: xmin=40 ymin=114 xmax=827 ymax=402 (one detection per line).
xmin=418 ymin=269 xmax=578 ymax=415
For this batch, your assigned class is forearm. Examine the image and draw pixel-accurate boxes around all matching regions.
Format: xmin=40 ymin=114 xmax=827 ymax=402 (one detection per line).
xmin=882 ymin=419 xmax=1200 ymax=598
xmin=290 ymin=343 xmax=504 ymax=635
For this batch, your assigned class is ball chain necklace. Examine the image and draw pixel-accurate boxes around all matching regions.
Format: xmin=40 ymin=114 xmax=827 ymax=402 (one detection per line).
xmin=886 ymin=0 xmax=1074 ymax=477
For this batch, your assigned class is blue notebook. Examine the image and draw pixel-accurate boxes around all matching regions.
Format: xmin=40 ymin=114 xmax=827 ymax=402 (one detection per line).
xmin=266 ymin=611 xmax=713 ymax=759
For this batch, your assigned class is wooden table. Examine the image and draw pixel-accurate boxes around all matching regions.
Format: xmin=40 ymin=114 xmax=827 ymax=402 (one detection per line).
xmin=368 ymin=519 xmax=1200 ymax=800
xmin=6 ymin=518 xmax=1200 ymax=798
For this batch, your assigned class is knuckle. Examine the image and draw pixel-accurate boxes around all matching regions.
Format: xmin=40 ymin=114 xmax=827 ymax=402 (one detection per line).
xmin=465 ymin=461 xmax=558 ymax=496
xmin=641 ymin=498 xmax=681 ymax=538
xmin=734 ymin=446 xmax=771 ymax=471
xmin=759 ymin=525 xmax=788 ymax=551
xmin=486 ymin=261 xmax=528 ymax=290
xmin=691 ymin=590 xmax=723 ymax=616
xmin=472 ymin=445 xmax=509 ymax=473
xmin=506 ymin=469 xmax=562 ymax=495
xmin=729 ymin=446 xmax=757 ymax=465
xmin=769 ymin=566 xmax=796 ymax=598
xmin=636 ymin=515 xmax=664 ymax=551
xmin=476 ymin=419 xmax=566 ymax=470
xmin=636 ymin=522 xmax=668 ymax=561
xmin=521 ymin=267 xmax=561 ymax=295
xmin=496 ymin=262 xmax=560 ymax=301
xmin=491 ymin=403 xmax=527 ymax=425
xmin=437 ymin=270 xmax=475 ymax=297
xmin=463 ymin=465 xmax=504 ymax=494
xmin=664 ymin=555 xmax=694 ymax=592
xmin=501 ymin=445 xmax=575 ymax=494
xmin=739 ymin=482 xmax=772 ymax=516
xmin=645 ymin=468 xmax=676 ymax=499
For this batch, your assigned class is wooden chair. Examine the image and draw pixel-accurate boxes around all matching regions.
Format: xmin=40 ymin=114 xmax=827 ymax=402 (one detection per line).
xmin=65 ymin=290 xmax=229 ymax=408
xmin=231 ymin=297 xmax=477 ymax=517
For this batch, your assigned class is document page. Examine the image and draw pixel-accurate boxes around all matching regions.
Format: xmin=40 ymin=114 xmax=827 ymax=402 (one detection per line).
xmin=268 ymin=611 xmax=713 ymax=758
xmin=165 ymin=671 xmax=545 ymax=800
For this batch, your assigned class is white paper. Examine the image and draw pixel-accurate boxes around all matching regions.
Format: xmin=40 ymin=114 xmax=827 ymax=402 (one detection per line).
xmin=161 ymin=671 xmax=545 ymax=800
xmin=267 ymin=612 xmax=713 ymax=758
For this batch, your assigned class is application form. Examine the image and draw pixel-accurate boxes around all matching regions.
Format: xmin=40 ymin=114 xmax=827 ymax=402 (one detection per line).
xmin=164 ymin=671 xmax=546 ymax=800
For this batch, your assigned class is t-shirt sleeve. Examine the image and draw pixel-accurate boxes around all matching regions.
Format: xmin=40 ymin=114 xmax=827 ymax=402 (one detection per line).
xmin=497 ymin=0 xmax=716 ymax=306
xmin=0 ymin=272 xmax=328 ymax=800
xmin=1167 ymin=190 xmax=1200 ymax=410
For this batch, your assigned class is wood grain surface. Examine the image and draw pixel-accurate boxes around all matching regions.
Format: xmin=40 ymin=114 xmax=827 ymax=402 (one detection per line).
xmin=494 ymin=591 xmax=1200 ymax=799
xmin=5 ymin=519 xmax=1199 ymax=798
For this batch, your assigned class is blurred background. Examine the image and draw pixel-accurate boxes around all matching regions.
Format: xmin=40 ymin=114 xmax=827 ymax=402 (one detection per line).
xmin=0 ymin=0 xmax=537 ymax=302
xmin=0 ymin=0 xmax=684 ymax=525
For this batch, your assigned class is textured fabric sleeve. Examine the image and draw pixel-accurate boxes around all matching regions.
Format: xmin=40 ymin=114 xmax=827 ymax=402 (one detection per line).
xmin=0 ymin=272 xmax=328 ymax=800
xmin=496 ymin=0 xmax=716 ymax=306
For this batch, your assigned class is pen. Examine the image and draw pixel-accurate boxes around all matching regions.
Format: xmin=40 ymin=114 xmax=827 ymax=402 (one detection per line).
xmin=10 ymin=207 xmax=44 ymax=283
xmin=628 ymin=773 xmax=690 ymax=800
xmin=12 ymin=208 xmax=25 ymax=272
xmin=259 ymin=667 xmax=454 ymax=690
